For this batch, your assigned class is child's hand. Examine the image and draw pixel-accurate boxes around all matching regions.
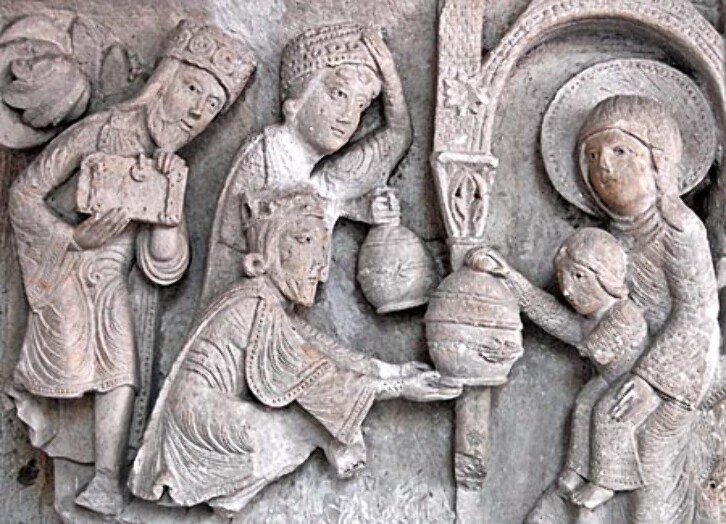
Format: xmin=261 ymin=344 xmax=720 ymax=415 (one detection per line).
xmin=590 ymin=348 xmax=615 ymax=366
xmin=466 ymin=247 xmax=511 ymax=278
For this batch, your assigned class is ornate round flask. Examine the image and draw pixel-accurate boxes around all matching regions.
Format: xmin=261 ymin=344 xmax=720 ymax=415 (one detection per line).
xmin=357 ymin=223 xmax=438 ymax=314
xmin=425 ymin=266 xmax=523 ymax=386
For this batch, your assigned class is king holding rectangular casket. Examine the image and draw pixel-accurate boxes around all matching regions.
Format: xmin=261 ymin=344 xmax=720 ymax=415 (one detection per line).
xmin=7 ymin=20 xmax=255 ymax=516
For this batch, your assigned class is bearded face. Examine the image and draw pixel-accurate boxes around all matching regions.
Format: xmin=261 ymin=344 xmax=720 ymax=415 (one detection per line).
xmin=269 ymin=217 xmax=330 ymax=307
xmin=148 ymin=62 xmax=226 ymax=151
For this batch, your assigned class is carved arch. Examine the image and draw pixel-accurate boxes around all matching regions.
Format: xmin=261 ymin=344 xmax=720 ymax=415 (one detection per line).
xmin=477 ymin=0 xmax=725 ymax=155
xmin=432 ymin=0 xmax=725 ymax=257
xmin=431 ymin=2 xmax=726 ymax=519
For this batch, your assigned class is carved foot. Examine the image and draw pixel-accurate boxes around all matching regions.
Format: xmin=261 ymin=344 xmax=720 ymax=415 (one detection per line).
xmin=323 ymin=437 xmax=367 ymax=479
xmin=74 ymin=473 xmax=124 ymax=516
xmin=570 ymin=482 xmax=614 ymax=510
xmin=557 ymin=468 xmax=585 ymax=496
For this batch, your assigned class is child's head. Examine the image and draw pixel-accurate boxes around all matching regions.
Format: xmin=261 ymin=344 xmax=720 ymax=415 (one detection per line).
xmin=554 ymin=228 xmax=628 ymax=316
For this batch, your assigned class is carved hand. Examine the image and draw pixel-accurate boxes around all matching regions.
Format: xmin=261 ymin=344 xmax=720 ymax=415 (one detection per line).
xmin=610 ymin=374 xmax=658 ymax=423
xmin=370 ymin=187 xmax=401 ymax=226
xmin=400 ymin=371 xmax=463 ymax=402
xmin=362 ymin=30 xmax=399 ymax=91
xmin=465 ymin=247 xmax=511 ymax=278
xmin=374 ymin=359 xmax=431 ymax=379
xmin=73 ymin=207 xmax=130 ymax=250
xmin=590 ymin=348 xmax=615 ymax=367
xmin=154 ymin=148 xmax=187 ymax=176
xmin=362 ymin=30 xmax=409 ymax=128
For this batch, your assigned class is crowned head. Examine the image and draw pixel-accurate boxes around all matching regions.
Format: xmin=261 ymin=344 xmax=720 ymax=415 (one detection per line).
xmin=240 ymin=190 xmax=330 ymax=307
xmin=146 ymin=20 xmax=256 ymax=151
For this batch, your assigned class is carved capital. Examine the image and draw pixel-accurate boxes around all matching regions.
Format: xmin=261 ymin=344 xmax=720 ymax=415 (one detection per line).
xmin=431 ymin=150 xmax=498 ymax=268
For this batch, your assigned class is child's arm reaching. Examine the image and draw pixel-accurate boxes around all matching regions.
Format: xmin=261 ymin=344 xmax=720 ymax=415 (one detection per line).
xmin=466 ymin=247 xmax=584 ymax=347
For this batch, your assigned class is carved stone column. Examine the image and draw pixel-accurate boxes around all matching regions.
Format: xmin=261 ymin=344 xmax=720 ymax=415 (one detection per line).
xmin=431 ymin=1 xmax=500 ymax=520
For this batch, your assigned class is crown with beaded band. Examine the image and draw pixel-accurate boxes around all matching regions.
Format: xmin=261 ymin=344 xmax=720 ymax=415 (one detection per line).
xmin=240 ymin=190 xmax=326 ymax=254
xmin=162 ymin=20 xmax=256 ymax=111
xmin=280 ymin=22 xmax=378 ymax=100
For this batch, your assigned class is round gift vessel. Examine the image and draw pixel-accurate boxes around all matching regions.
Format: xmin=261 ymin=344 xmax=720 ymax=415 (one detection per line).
xmin=425 ymin=266 xmax=523 ymax=386
xmin=357 ymin=223 xmax=438 ymax=314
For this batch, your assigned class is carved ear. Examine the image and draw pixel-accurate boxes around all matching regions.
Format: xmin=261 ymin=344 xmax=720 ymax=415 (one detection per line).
xmin=282 ymin=98 xmax=299 ymax=120
xmin=241 ymin=253 xmax=267 ymax=277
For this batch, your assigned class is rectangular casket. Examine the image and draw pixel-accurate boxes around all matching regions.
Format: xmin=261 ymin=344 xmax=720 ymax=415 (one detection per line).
xmin=76 ymin=152 xmax=188 ymax=226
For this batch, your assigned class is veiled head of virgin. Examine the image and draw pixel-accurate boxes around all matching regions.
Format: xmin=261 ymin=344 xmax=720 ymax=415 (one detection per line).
xmin=577 ymin=95 xmax=682 ymax=218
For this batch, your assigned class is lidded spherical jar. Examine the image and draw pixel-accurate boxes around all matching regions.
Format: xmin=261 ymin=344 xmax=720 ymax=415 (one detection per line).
xmin=424 ymin=266 xmax=523 ymax=386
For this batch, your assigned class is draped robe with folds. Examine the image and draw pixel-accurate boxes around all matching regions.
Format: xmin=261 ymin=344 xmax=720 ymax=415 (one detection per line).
xmin=610 ymin=200 xmax=720 ymax=524
xmin=566 ymin=298 xmax=650 ymax=492
xmin=130 ymin=276 xmax=382 ymax=515
xmin=527 ymin=198 xmax=720 ymax=524
xmin=8 ymin=107 xmax=189 ymax=462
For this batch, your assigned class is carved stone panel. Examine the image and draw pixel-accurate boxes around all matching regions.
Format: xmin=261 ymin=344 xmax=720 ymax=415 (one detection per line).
xmin=1 ymin=1 xmax=726 ymax=523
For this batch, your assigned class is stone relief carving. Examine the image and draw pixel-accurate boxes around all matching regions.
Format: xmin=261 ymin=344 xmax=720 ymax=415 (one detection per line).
xmin=2 ymin=1 xmax=726 ymax=523
xmin=469 ymin=227 xmax=647 ymax=509
xmin=0 ymin=13 xmax=143 ymax=150
xmin=541 ymin=59 xmax=718 ymax=219
xmin=127 ymin=23 xmax=457 ymax=519
xmin=202 ymin=22 xmax=437 ymax=314
xmin=357 ymin=200 xmax=438 ymax=314
xmin=129 ymin=190 xmax=461 ymax=519
xmin=430 ymin=0 xmax=726 ymax=522
xmin=521 ymin=73 xmax=724 ymax=524
xmin=6 ymin=19 xmax=255 ymax=516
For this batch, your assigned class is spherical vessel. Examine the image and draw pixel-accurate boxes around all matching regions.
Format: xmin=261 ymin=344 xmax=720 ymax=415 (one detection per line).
xmin=357 ymin=224 xmax=438 ymax=314
xmin=425 ymin=266 xmax=523 ymax=386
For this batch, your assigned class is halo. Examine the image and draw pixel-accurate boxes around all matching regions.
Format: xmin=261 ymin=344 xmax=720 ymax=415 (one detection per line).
xmin=541 ymin=59 xmax=717 ymax=216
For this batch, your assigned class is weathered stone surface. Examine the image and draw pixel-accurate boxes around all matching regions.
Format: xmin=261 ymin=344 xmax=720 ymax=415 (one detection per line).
xmin=0 ymin=1 xmax=725 ymax=523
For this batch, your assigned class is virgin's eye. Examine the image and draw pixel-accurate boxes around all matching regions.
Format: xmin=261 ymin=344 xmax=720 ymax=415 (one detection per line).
xmin=207 ymin=97 xmax=220 ymax=112
xmin=613 ymin=146 xmax=626 ymax=156
xmin=588 ymin=152 xmax=598 ymax=160
xmin=574 ymin=272 xmax=584 ymax=280
xmin=330 ymin=88 xmax=348 ymax=100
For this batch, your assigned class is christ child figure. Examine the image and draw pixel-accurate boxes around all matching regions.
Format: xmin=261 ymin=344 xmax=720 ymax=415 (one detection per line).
xmin=468 ymin=227 xmax=652 ymax=511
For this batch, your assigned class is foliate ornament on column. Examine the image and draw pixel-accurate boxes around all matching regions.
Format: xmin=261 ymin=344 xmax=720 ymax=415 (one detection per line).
xmin=431 ymin=151 xmax=498 ymax=267
xmin=429 ymin=0 xmax=514 ymax=516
